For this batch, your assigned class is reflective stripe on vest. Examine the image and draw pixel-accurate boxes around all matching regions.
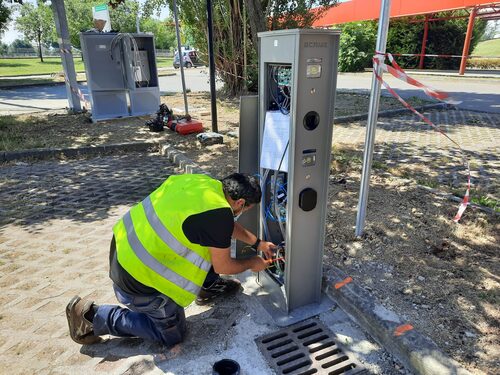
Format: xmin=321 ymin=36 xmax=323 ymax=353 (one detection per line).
xmin=142 ymin=196 xmax=211 ymax=273
xmin=122 ymin=212 xmax=203 ymax=296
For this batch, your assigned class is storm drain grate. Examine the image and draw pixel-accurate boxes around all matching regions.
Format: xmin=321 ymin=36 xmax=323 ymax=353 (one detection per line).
xmin=256 ymin=319 xmax=368 ymax=375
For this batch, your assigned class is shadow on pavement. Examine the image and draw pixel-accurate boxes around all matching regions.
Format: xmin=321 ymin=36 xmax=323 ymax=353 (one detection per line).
xmin=0 ymin=152 xmax=174 ymax=230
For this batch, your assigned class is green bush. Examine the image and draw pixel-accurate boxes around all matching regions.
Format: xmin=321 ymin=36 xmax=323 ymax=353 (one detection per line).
xmin=338 ymin=22 xmax=376 ymax=72
xmin=389 ymin=12 xmax=486 ymax=70
xmin=336 ymin=12 xmax=487 ymax=72
xmin=385 ymin=19 xmax=422 ymax=68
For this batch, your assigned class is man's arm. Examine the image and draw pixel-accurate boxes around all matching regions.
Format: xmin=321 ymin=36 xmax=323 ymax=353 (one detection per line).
xmin=209 ymin=247 xmax=267 ymax=274
xmin=232 ymin=222 xmax=276 ymax=258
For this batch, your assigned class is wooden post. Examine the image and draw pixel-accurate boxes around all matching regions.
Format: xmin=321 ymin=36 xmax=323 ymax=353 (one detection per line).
xmin=419 ymin=14 xmax=429 ymax=69
xmin=459 ymin=7 xmax=477 ymax=75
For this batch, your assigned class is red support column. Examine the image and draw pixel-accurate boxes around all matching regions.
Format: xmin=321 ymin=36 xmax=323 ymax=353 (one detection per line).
xmin=459 ymin=7 xmax=477 ymax=75
xmin=419 ymin=14 xmax=429 ymax=69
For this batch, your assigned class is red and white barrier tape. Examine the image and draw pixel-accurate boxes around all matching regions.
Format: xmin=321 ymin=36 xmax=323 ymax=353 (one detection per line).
xmin=373 ymin=52 xmax=471 ymax=222
xmin=390 ymin=53 xmax=499 ymax=59
xmin=376 ymin=52 xmax=461 ymax=105
xmin=58 ymin=45 xmax=89 ymax=110
xmin=64 ymin=77 xmax=90 ymax=110
xmin=59 ymin=48 xmax=72 ymax=55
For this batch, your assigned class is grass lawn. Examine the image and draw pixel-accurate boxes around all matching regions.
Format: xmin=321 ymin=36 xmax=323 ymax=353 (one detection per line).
xmin=471 ymin=38 xmax=500 ymax=56
xmin=156 ymin=57 xmax=173 ymax=68
xmin=0 ymin=56 xmax=174 ymax=77
xmin=0 ymin=57 xmax=86 ymax=77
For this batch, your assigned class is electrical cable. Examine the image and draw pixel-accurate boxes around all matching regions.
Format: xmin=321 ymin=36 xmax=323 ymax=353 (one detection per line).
xmin=261 ymin=168 xmax=271 ymax=241
xmin=273 ymin=140 xmax=289 ymax=240
xmin=110 ymin=33 xmax=148 ymax=88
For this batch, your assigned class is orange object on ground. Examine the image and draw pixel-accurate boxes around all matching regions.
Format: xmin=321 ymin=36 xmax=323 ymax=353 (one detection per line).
xmin=394 ymin=324 xmax=414 ymax=337
xmin=335 ymin=276 xmax=353 ymax=289
xmin=174 ymin=119 xmax=204 ymax=135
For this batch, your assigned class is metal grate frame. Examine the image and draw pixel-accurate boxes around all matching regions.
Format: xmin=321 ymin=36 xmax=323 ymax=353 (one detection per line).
xmin=256 ymin=319 xmax=368 ymax=375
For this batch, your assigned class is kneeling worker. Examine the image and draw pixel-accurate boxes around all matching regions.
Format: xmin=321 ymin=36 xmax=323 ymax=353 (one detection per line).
xmin=66 ymin=173 xmax=275 ymax=346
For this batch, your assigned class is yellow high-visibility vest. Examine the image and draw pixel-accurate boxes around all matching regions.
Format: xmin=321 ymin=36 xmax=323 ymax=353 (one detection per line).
xmin=113 ymin=174 xmax=230 ymax=307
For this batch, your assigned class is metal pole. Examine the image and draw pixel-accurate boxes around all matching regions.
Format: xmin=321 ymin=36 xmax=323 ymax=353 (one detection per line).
xmin=206 ymin=0 xmax=218 ymax=132
xmin=173 ymin=0 xmax=189 ymax=115
xmin=136 ymin=15 xmax=141 ymax=33
xmin=355 ymin=0 xmax=391 ymax=237
xmin=418 ymin=14 xmax=429 ymax=69
xmin=459 ymin=7 xmax=477 ymax=76
xmin=51 ymin=0 xmax=81 ymax=112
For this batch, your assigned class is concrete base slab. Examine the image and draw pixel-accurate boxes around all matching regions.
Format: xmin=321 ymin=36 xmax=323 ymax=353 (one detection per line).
xmin=238 ymin=271 xmax=335 ymax=327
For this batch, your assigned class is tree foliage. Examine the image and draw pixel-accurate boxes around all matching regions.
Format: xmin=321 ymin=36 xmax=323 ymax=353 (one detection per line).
xmin=63 ymin=0 xmax=140 ymax=48
xmin=0 ymin=40 xmax=7 ymax=54
xmin=143 ymin=0 xmax=337 ymax=96
xmin=16 ymin=0 xmax=55 ymax=62
xmin=338 ymin=22 xmax=376 ymax=72
xmin=141 ymin=18 xmax=176 ymax=50
xmin=9 ymin=37 xmax=32 ymax=49
xmin=0 ymin=0 xmax=12 ymax=34
xmin=1 ymin=0 xmax=24 ymax=34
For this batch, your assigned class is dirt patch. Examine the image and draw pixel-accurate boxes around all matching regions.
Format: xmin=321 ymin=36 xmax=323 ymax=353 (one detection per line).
xmin=0 ymin=92 xmax=429 ymax=152
xmin=323 ymin=167 xmax=499 ymax=375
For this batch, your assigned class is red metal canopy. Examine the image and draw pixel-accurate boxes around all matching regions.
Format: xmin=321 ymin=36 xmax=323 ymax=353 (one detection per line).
xmin=314 ymin=0 xmax=499 ymax=26
xmin=314 ymin=1 xmax=500 ymax=75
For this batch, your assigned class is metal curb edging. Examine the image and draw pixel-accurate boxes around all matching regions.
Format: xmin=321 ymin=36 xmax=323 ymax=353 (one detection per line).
xmin=160 ymin=144 xmax=207 ymax=175
xmin=0 ymin=141 xmax=159 ymax=162
xmin=334 ymin=102 xmax=447 ymax=124
xmin=323 ymin=266 xmax=472 ymax=375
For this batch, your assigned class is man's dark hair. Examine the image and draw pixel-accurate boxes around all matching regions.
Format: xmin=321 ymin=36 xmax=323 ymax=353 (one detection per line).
xmin=221 ymin=173 xmax=261 ymax=205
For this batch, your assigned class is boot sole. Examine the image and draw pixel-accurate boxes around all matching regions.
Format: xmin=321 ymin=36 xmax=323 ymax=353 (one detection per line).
xmin=65 ymin=295 xmax=102 ymax=345
xmin=66 ymin=295 xmax=82 ymax=343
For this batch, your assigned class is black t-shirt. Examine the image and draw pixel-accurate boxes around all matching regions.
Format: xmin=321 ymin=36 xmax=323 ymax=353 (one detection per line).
xmin=110 ymin=207 xmax=234 ymax=296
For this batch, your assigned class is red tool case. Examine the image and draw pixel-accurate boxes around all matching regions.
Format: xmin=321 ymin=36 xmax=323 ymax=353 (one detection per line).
xmin=173 ymin=119 xmax=204 ymax=135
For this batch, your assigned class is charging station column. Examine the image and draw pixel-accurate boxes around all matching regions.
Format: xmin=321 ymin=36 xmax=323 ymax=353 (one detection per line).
xmin=256 ymin=29 xmax=340 ymax=318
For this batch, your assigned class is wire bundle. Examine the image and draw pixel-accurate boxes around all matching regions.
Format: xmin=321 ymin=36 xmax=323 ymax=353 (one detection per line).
xmin=268 ymin=65 xmax=291 ymax=115
xmin=110 ymin=33 xmax=149 ymax=87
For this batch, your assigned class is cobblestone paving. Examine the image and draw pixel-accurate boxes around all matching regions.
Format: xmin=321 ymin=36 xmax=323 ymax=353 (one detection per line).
xmin=333 ymin=109 xmax=500 ymax=195
xmin=0 ymin=152 xmax=177 ymax=374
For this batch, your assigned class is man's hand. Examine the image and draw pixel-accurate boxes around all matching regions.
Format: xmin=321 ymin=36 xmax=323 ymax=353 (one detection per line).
xmin=257 ymin=241 xmax=277 ymax=259
xmin=250 ymin=256 xmax=268 ymax=272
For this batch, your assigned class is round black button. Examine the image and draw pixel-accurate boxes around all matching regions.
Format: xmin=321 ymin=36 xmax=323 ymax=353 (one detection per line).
xmin=303 ymin=111 xmax=320 ymax=130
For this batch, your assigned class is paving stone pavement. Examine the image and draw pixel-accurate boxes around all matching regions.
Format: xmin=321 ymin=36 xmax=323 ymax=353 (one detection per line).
xmin=333 ymin=109 xmax=500 ymax=195
xmin=0 ymin=152 xmax=178 ymax=374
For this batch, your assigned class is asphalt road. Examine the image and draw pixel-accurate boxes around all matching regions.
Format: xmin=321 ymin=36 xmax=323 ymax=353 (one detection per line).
xmin=0 ymin=69 xmax=498 ymax=115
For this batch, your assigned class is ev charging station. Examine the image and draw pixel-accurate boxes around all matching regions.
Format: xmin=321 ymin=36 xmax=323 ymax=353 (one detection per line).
xmin=80 ymin=32 xmax=160 ymax=122
xmin=238 ymin=29 xmax=340 ymax=325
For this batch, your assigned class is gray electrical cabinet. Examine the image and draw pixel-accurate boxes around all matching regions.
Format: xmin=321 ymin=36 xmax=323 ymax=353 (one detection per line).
xmin=80 ymin=32 xmax=160 ymax=122
xmin=239 ymin=29 xmax=340 ymax=325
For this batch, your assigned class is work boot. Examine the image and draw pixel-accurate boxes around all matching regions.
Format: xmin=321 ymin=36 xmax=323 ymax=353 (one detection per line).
xmin=66 ymin=295 xmax=102 ymax=345
xmin=196 ymin=277 xmax=242 ymax=305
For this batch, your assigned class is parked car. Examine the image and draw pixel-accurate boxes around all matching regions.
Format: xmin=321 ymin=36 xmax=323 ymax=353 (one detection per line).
xmin=173 ymin=49 xmax=205 ymax=69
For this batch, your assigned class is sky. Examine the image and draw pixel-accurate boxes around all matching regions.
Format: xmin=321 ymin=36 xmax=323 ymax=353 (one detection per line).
xmin=1 ymin=0 xmax=170 ymax=44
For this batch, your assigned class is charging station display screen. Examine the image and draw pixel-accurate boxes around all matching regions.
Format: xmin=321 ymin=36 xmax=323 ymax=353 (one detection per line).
xmin=306 ymin=64 xmax=322 ymax=78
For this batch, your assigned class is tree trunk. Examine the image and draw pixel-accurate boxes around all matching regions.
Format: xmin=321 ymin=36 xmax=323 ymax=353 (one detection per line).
xmin=38 ymin=31 xmax=43 ymax=63
xmin=244 ymin=0 xmax=266 ymax=53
